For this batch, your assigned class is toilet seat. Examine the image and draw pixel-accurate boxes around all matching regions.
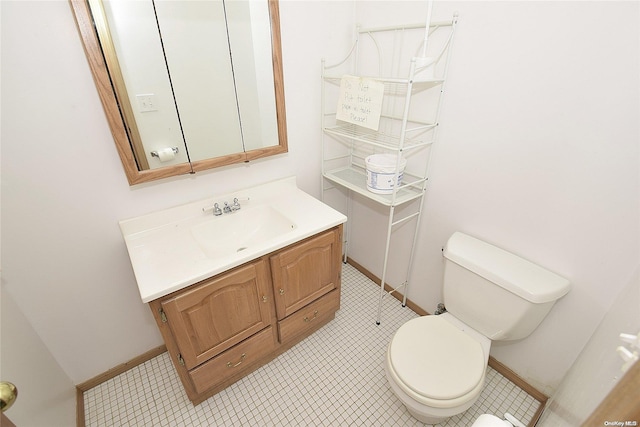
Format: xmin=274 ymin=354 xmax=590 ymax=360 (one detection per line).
xmin=388 ymin=316 xmax=486 ymax=406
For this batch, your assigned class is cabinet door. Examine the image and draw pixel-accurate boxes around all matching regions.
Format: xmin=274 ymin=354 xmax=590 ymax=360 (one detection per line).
xmin=270 ymin=228 xmax=341 ymax=319
xmin=161 ymin=260 xmax=273 ymax=370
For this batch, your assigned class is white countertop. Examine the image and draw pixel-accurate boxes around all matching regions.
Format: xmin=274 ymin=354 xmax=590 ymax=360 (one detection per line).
xmin=119 ymin=177 xmax=347 ymax=302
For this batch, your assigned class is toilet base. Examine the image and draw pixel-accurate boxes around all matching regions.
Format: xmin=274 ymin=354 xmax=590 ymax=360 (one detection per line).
xmin=406 ymin=407 xmax=447 ymax=425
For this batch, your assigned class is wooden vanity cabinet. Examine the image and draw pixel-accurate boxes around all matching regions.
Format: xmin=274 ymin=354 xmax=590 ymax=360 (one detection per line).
xmin=148 ymin=225 xmax=343 ymax=404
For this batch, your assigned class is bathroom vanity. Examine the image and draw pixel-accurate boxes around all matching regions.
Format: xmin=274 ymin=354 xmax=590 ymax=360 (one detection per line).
xmin=119 ymin=177 xmax=346 ymax=403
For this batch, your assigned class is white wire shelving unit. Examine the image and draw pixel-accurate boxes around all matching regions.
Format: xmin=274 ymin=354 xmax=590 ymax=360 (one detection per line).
xmin=321 ymin=12 xmax=458 ymax=324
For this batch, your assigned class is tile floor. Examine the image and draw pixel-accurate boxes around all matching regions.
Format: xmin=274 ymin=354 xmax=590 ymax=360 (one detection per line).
xmin=84 ymin=263 xmax=542 ymax=426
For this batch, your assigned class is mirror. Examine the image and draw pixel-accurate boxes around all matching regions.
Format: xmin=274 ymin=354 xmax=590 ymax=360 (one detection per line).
xmin=70 ymin=0 xmax=288 ymax=185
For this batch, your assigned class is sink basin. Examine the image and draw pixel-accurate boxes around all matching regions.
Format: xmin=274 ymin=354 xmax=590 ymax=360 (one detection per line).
xmin=191 ymin=205 xmax=296 ymax=259
xmin=119 ymin=176 xmax=347 ymax=302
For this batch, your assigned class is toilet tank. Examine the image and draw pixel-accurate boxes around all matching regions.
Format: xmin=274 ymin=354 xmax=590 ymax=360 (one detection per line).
xmin=442 ymin=232 xmax=570 ymax=341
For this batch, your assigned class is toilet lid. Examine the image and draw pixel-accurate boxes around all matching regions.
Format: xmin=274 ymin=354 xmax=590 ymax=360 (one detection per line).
xmin=389 ymin=316 xmax=485 ymax=400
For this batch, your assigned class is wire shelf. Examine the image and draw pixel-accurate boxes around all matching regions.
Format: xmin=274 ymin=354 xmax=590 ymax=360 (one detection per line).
xmin=323 ymin=167 xmax=424 ymax=207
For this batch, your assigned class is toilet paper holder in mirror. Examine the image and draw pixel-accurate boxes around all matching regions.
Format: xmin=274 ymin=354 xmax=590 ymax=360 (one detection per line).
xmin=150 ymin=147 xmax=179 ymax=158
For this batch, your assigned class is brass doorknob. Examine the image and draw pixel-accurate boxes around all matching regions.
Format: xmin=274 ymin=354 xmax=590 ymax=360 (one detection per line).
xmin=0 ymin=382 xmax=17 ymax=412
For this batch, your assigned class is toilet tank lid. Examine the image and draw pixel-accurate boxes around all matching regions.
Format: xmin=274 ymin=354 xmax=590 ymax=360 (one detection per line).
xmin=443 ymin=232 xmax=570 ymax=303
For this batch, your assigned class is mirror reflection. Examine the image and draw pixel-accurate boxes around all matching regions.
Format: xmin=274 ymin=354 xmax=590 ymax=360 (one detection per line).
xmin=72 ymin=0 xmax=287 ymax=184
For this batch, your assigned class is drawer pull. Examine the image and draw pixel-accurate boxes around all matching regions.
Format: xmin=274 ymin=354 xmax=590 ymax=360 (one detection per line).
xmin=279 ymin=288 xmax=285 ymax=295
xmin=304 ymin=310 xmax=319 ymax=323
xmin=226 ymin=353 xmax=246 ymax=368
xmin=262 ymin=295 xmax=268 ymax=303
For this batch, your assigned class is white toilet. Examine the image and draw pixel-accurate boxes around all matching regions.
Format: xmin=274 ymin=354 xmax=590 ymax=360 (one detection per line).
xmin=385 ymin=232 xmax=570 ymax=424
xmin=472 ymin=414 xmax=523 ymax=427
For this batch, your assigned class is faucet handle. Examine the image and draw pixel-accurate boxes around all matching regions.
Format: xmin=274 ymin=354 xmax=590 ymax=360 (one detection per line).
xmin=223 ymin=202 xmax=232 ymax=214
xmin=202 ymin=203 xmax=223 ymax=216
xmin=232 ymin=197 xmax=250 ymax=211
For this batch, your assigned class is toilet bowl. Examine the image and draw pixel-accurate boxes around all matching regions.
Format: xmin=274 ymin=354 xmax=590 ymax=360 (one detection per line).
xmin=385 ymin=232 xmax=571 ymax=424
xmin=384 ymin=313 xmax=490 ymax=424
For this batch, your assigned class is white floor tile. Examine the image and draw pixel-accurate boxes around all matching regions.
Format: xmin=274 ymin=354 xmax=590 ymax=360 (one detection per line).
xmin=84 ymin=263 xmax=541 ymax=426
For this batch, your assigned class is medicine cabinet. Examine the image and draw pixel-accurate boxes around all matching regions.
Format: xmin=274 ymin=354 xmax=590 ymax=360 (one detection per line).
xmin=70 ymin=0 xmax=288 ymax=185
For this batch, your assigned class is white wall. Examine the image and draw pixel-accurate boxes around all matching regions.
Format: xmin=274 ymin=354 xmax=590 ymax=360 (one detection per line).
xmin=2 ymin=0 xmax=638 ymax=402
xmin=0 ymin=0 xmax=353 ymax=384
xmin=347 ymin=1 xmax=639 ymax=395
xmin=1 ymin=290 xmax=76 ymax=426
xmin=537 ymin=267 xmax=640 ymax=425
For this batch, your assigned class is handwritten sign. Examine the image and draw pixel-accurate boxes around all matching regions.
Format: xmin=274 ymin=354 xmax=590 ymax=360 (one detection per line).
xmin=336 ymin=75 xmax=384 ymax=131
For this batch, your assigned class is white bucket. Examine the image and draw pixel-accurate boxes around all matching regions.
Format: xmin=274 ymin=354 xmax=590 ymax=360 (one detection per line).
xmin=365 ymin=154 xmax=407 ymax=194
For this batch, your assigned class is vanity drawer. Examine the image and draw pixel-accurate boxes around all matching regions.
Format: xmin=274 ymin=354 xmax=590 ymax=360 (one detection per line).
xmin=189 ymin=326 xmax=276 ymax=394
xmin=278 ymin=289 xmax=340 ymax=343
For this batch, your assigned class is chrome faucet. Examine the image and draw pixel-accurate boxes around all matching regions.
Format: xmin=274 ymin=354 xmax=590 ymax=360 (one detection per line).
xmin=202 ymin=197 xmax=249 ymax=216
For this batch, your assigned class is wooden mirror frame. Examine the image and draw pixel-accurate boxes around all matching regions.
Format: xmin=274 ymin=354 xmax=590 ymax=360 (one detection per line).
xmin=69 ymin=0 xmax=288 ymax=185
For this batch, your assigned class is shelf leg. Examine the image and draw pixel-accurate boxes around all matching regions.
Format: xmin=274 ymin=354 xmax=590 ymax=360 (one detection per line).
xmin=343 ymin=189 xmax=353 ymax=264
xmin=401 ymin=201 xmax=425 ymax=307
xmin=376 ymin=205 xmax=395 ymax=325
